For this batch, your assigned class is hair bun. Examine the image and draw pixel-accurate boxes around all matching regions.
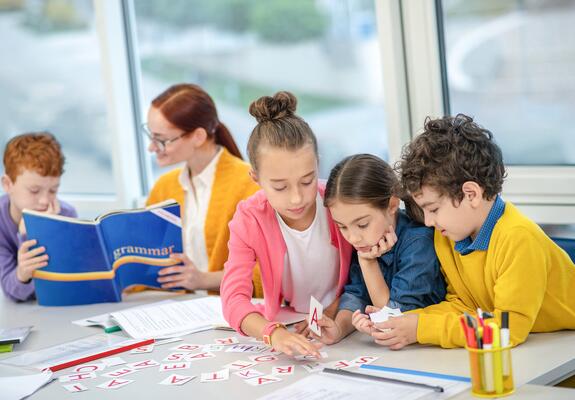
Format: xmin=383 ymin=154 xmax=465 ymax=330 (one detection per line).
xmin=249 ymin=91 xmax=297 ymax=123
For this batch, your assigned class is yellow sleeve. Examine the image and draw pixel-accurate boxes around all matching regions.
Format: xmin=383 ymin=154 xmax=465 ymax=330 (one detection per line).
xmin=410 ymin=287 xmax=474 ymax=348
xmin=490 ymin=227 xmax=548 ymax=346
xmin=146 ymin=183 xmax=161 ymax=207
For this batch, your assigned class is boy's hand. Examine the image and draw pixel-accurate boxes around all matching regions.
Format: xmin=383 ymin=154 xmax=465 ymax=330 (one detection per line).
xmin=46 ymin=199 xmax=61 ymax=215
xmin=157 ymin=253 xmax=206 ymax=290
xmin=351 ymin=309 xmax=374 ymax=335
xmin=270 ymin=328 xmax=323 ymax=358
xmin=16 ymin=239 xmax=48 ymax=283
xmin=357 ymin=226 xmax=397 ymax=261
xmin=371 ymin=314 xmax=419 ymax=350
xmin=310 ymin=315 xmax=343 ymax=345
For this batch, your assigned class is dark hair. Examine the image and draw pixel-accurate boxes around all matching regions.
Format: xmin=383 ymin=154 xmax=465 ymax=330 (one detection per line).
xmin=398 ymin=114 xmax=506 ymax=202
xmin=247 ymin=91 xmax=318 ymax=171
xmin=4 ymin=132 xmax=65 ymax=181
xmin=152 ymin=83 xmax=243 ymax=159
xmin=324 ymin=154 xmax=424 ymax=223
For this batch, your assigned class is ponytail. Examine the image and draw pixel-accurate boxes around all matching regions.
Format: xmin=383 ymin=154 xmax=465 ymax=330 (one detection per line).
xmin=214 ymin=122 xmax=243 ymax=160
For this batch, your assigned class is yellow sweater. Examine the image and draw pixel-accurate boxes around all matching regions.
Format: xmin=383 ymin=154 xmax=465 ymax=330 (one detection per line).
xmin=412 ymin=202 xmax=575 ymax=348
xmin=146 ymin=148 xmax=263 ymax=297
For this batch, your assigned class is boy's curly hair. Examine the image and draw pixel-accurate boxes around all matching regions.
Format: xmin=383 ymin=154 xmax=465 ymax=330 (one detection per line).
xmin=398 ymin=114 xmax=506 ymax=201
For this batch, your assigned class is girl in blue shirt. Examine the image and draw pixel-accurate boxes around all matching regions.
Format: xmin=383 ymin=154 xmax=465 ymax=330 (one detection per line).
xmin=315 ymin=154 xmax=446 ymax=345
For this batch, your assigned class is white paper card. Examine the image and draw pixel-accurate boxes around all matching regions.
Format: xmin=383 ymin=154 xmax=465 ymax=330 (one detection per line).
xmin=308 ymin=296 xmax=323 ymax=336
xmin=62 ymin=383 xmax=88 ymax=393
xmin=244 ymin=374 xmax=282 ymax=386
xmin=200 ymin=368 xmax=230 ymax=382
xmin=97 ymin=378 xmax=133 ymax=390
xmin=158 ymin=374 xmax=195 ymax=386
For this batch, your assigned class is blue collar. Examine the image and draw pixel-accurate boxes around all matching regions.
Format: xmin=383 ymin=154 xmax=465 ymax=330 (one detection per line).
xmin=454 ymin=196 xmax=505 ymax=255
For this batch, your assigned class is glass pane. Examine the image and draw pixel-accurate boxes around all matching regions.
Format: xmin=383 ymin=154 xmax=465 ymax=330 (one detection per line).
xmin=441 ymin=0 xmax=575 ymax=165
xmin=0 ymin=0 xmax=114 ymax=193
xmin=133 ymin=0 xmax=387 ymax=179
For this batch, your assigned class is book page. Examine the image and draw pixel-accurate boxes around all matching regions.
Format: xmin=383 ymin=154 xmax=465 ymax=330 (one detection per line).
xmin=111 ymin=297 xmax=225 ymax=339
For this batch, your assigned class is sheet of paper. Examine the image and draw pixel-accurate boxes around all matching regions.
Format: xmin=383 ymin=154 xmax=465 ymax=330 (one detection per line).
xmin=0 ymin=333 xmax=141 ymax=370
xmin=257 ymin=372 xmax=429 ymax=400
xmin=111 ymin=297 xmax=226 ymax=339
xmin=369 ymin=306 xmax=402 ymax=323
xmin=0 ymin=369 xmax=53 ymax=400
xmin=72 ymin=300 xmax=174 ymax=329
xmin=308 ymin=296 xmax=323 ymax=336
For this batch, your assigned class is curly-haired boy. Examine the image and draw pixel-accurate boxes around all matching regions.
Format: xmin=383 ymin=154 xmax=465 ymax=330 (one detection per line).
xmin=371 ymin=114 xmax=575 ymax=349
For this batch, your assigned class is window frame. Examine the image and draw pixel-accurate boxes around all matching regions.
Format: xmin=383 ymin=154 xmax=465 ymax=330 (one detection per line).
xmin=396 ymin=0 xmax=575 ymax=224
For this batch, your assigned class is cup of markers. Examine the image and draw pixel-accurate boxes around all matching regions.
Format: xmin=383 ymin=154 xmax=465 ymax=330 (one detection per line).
xmin=461 ymin=311 xmax=514 ymax=398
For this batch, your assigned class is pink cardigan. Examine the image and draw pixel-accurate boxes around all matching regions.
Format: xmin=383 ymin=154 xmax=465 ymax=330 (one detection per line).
xmin=220 ymin=184 xmax=352 ymax=333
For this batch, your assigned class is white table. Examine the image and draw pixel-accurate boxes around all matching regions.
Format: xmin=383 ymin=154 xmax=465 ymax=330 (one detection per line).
xmin=1 ymin=292 xmax=574 ymax=399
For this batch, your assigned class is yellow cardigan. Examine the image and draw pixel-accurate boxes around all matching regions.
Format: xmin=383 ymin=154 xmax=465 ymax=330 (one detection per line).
xmin=146 ymin=148 xmax=263 ymax=297
xmin=412 ymin=202 xmax=575 ymax=348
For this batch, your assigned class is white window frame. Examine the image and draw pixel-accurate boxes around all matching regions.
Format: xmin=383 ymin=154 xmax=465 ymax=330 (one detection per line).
xmin=61 ymin=0 xmax=143 ymax=217
xmin=391 ymin=0 xmax=575 ymax=224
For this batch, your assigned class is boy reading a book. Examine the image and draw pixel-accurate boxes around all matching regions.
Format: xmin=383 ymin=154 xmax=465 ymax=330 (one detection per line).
xmin=368 ymin=114 xmax=575 ymax=349
xmin=0 ymin=132 xmax=77 ymax=301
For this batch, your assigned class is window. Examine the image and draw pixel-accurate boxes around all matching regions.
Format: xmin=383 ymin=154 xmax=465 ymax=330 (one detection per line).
xmin=396 ymin=0 xmax=575 ymax=223
xmin=0 ymin=0 xmax=114 ymax=195
xmin=132 ymin=0 xmax=389 ymax=183
xmin=440 ymin=0 xmax=575 ymax=165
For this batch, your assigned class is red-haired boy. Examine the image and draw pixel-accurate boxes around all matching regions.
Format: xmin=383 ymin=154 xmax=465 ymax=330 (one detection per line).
xmin=0 ymin=132 xmax=77 ymax=301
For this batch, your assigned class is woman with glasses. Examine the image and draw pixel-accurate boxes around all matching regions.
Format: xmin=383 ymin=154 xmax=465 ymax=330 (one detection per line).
xmin=145 ymin=83 xmax=262 ymax=296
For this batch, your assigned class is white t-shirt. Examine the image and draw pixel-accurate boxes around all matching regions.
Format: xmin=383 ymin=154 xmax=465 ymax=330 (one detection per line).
xmin=178 ymin=147 xmax=223 ymax=272
xmin=277 ymin=194 xmax=339 ymax=313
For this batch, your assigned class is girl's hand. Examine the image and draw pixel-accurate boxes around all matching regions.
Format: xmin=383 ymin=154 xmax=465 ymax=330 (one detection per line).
xmin=351 ymin=309 xmax=374 ymax=335
xmin=310 ymin=315 xmax=343 ymax=345
xmin=357 ymin=226 xmax=398 ymax=260
xmin=157 ymin=253 xmax=206 ymax=290
xmin=270 ymin=328 xmax=322 ymax=357
xmin=16 ymin=239 xmax=48 ymax=283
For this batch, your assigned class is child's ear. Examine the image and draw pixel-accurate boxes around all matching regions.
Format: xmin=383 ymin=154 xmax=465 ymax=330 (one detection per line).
xmin=249 ymin=169 xmax=259 ymax=184
xmin=388 ymin=196 xmax=400 ymax=215
xmin=1 ymin=175 xmax=13 ymax=193
xmin=461 ymin=181 xmax=483 ymax=207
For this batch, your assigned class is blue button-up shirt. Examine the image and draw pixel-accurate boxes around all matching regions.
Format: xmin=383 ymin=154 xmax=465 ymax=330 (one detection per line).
xmin=454 ymin=196 xmax=505 ymax=256
xmin=338 ymin=210 xmax=446 ymax=313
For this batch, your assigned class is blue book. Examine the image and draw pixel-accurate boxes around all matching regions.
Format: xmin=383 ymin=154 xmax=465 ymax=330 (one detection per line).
xmin=23 ymin=200 xmax=183 ymax=306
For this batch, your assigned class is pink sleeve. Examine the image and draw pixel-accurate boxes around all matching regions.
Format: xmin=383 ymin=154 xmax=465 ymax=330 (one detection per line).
xmin=220 ymin=209 xmax=262 ymax=334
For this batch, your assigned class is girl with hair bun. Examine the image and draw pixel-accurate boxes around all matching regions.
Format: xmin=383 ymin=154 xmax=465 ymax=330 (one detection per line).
xmin=145 ymin=83 xmax=261 ymax=294
xmin=220 ymin=91 xmax=352 ymax=357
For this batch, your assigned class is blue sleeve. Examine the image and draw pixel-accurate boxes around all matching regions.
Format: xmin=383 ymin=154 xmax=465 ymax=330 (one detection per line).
xmin=388 ymin=234 xmax=446 ymax=311
xmin=59 ymin=200 xmax=78 ymax=218
xmin=338 ymin=252 xmax=372 ymax=313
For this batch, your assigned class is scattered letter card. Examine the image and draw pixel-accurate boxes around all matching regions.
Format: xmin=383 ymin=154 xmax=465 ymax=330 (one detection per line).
xmin=62 ymin=383 xmax=88 ymax=393
xmin=200 ymin=369 xmax=230 ymax=382
xmin=350 ymin=355 xmax=378 ymax=366
xmin=234 ymin=368 xmax=264 ymax=379
xmin=97 ymin=378 xmax=134 ymax=390
xmin=159 ymin=374 xmax=195 ymax=386
xmin=308 ymin=296 xmax=323 ymax=336
xmin=272 ymin=365 xmax=295 ymax=375
xmin=244 ymin=374 xmax=282 ymax=386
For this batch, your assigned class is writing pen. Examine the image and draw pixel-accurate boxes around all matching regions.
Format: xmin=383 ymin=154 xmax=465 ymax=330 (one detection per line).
xmin=322 ymin=367 xmax=444 ymax=393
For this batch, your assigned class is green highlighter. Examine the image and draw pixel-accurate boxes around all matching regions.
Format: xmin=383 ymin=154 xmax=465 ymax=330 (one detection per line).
xmin=488 ymin=322 xmax=504 ymax=394
xmin=0 ymin=343 xmax=13 ymax=353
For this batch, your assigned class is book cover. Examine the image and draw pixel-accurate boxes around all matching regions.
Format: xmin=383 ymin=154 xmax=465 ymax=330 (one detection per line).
xmin=23 ymin=200 xmax=182 ymax=306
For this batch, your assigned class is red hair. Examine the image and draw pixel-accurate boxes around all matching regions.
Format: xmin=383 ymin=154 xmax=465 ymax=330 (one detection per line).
xmin=3 ymin=132 xmax=65 ymax=181
xmin=152 ymin=84 xmax=243 ymax=159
